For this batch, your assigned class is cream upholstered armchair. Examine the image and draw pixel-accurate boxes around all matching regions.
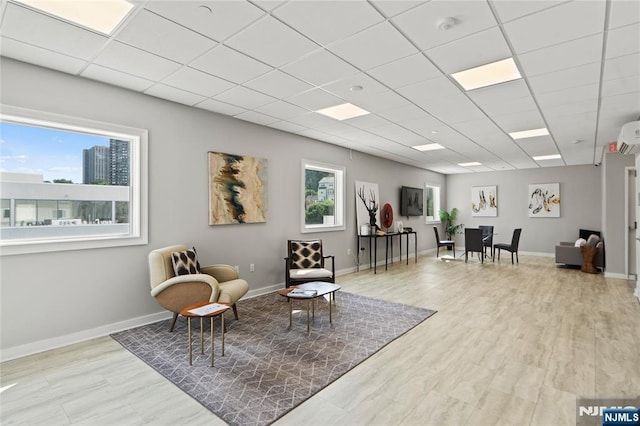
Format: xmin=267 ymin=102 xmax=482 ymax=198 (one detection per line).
xmin=149 ymin=245 xmax=249 ymax=331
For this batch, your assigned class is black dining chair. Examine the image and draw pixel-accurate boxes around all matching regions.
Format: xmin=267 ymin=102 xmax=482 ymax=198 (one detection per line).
xmin=494 ymin=228 xmax=522 ymax=264
xmin=433 ymin=226 xmax=455 ymax=258
xmin=464 ymin=228 xmax=484 ymax=263
xmin=479 ymin=225 xmax=494 ymax=258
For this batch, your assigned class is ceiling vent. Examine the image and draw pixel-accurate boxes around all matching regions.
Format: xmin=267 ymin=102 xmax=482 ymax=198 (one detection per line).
xmin=617 ymin=120 xmax=640 ymax=155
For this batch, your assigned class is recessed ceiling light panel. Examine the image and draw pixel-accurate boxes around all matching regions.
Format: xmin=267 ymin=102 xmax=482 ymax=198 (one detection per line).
xmin=15 ymin=0 xmax=134 ymax=34
xmin=412 ymin=143 xmax=444 ymax=151
xmin=509 ymin=128 xmax=550 ymax=140
xmin=458 ymin=162 xmax=482 ymax=167
xmin=532 ymin=154 xmax=562 ymax=161
xmin=315 ymin=103 xmax=370 ymax=121
xmin=451 ymin=58 xmax=522 ymax=91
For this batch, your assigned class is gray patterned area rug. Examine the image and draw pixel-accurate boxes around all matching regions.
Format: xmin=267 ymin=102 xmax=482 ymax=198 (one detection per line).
xmin=111 ymin=291 xmax=436 ymax=426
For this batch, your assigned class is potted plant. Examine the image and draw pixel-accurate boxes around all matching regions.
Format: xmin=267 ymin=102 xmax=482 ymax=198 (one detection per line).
xmin=439 ymin=208 xmax=464 ymax=241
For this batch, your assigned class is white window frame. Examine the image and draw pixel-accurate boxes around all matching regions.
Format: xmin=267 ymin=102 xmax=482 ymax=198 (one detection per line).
xmin=425 ymin=183 xmax=441 ymax=224
xmin=301 ymin=159 xmax=345 ymax=233
xmin=0 ymin=105 xmax=148 ymax=255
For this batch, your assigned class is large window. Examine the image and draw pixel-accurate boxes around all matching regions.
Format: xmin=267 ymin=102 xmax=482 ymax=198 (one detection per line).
xmin=0 ymin=106 xmax=147 ymax=255
xmin=302 ymin=160 xmax=345 ymax=233
xmin=425 ymin=183 xmax=441 ymax=223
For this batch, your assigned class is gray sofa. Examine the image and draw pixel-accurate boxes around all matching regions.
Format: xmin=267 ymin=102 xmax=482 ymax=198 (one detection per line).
xmin=555 ymin=232 xmax=605 ymax=270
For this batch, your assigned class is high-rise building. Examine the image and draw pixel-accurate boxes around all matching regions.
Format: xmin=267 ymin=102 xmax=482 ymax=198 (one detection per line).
xmin=82 ymin=146 xmax=109 ymax=184
xmin=109 ymin=139 xmax=129 ymax=186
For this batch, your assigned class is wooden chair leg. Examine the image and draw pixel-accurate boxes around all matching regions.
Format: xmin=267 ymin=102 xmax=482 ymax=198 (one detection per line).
xmin=169 ymin=312 xmax=179 ymax=332
xmin=232 ymin=303 xmax=239 ymax=320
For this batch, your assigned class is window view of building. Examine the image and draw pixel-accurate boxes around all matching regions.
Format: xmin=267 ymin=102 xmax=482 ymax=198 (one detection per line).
xmin=0 ymin=112 xmax=142 ymax=252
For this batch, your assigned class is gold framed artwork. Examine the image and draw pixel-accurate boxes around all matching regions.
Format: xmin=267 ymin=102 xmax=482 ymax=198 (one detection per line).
xmin=208 ymin=152 xmax=267 ymax=225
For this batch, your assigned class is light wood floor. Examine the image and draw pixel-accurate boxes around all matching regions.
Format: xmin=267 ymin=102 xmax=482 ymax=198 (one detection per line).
xmin=2 ymin=253 xmax=639 ymax=425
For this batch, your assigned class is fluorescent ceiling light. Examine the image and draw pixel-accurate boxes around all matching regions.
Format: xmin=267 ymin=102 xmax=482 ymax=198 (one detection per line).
xmin=451 ymin=58 xmax=522 ymax=91
xmin=412 ymin=143 xmax=444 ymax=151
xmin=458 ymin=162 xmax=482 ymax=167
xmin=15 ymin=0 xmax=134 ymax=34
xmin=509 ymin=128 xmax=550 ymax=140
xmin=532 ymin=154 xmax=562 ymax=161
xmin=315 ymin=103 xmax=370 ymax=121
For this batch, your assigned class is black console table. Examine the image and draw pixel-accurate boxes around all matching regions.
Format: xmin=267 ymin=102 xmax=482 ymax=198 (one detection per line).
xmin=357 ymin=231 xmax=417 ymax=273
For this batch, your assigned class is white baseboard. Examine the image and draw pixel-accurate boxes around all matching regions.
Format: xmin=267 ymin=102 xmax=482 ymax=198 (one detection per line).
xmin=0 ymin=311 xmax=170 ymax=363
xmin=604 ymin=271 xmax=629 ymax=280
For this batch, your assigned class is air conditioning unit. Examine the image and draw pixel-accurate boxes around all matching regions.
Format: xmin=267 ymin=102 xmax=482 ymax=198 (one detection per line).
xmin=617 ymin=121 xmax=640 ymax=155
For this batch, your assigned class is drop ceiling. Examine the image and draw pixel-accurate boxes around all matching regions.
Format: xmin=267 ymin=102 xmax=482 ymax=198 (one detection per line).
xmin=1 ymin=0 xmax=639 ymax=174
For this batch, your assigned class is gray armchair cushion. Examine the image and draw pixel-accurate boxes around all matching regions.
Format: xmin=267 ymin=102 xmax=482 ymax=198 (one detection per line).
xmin=555 ymin=239 xmax=604 ymax=268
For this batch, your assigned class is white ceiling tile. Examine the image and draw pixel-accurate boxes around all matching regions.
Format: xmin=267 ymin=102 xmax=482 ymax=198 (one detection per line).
xmin=234 ymin=110 xmax=279 ymax=125
xmin=504 ymin=1 xmax=605 ymax=54
xmin=81 ymin=64 xmax=154 ymax=92
xmin=492 ymin=110 xmax=546 ymax=133
xmin=145 ymin=84 xmax=207 ymax=106
xmin=536 ymin=83 xmax=600 ymax=108
xmin=251 ymin=1 xmax=289 ymax=13
xmin=367 ymin=53 xmax=441 ymax=89
xmin=377 ymin=105 xmax=429 ymax=123
xmin=190 ymin=45 xmax=273 ymax=84
xmin=397 ymin=76 xmax=462 ymax=107
xmin=254 ymin=101 xmax=308 ymax=119
xmin=601 ymin=75 xmax=640 ymax=98
xmin=369 ymin=1 xmax=427 ymax=18
xmin=280 ymin=112 xmax=338 ymax=129
xmin=346 ymin=114 xmax=393 ymax=130
xmin=161 ymin=67 xmax=235 ymax=97
xmin=528 ymin=62 xmax=601 ymax=95
xmin=273 ymin=1 xmax=384 ymax=46
xmin=195 ymin=98 xmax=247 ymax=116
xmin=116 ymin=10 xmax=216 ymax=64
xmin=93 ymin=41 xmax=182 ymax=81
xmin=0 ymin=36 xmax=86 ymax=74
xmin=420 ymin=93 xmax=487 ymax=124
xmin=286 ymin=88 xmax=344 ymax=111
xmin=268 ymin=121 xmax=307 ymax=133
xmin=281 ymin=49 xmax=360 ymax=86
xmin=321 ymin=73 xmax=388 ymax=100
xmin=608 ymin=0 xmax=640 ymax=30
xmin=603 ymin=53 xmax=640 ymax=81
xmin=541 ymin=99 xmax=598 ymax=119
xmin=226 ymin=16 xmax=318 ymax=67
xmin=599 ymin=92 xmax=640 ymax=120
xmin=397 ymin=115 xmax=445 ymax=136
xmin=243 ymin=70 xmax=313 ymax=99
xmin=425 ymin=27 xmax=512 ymax=74
xmin=606 ymin=23 xmax=640 ymax=59
xmin=1 ymin=3 xmax=108 ymax=60
xmin=328 ymin=22 xmax=418 ymax=70
xmin=145 ymin=1 xmax=265 ymax=42
xmin=213 ymin=86 xmax=277 ymax=109
xmin=392 ymin=0 xmax=497 ymax=50
xmin=518 ymin=34 xmax=603 ymax=77
xmin=490 ymin=1 xmax=568 ymax=23
xmin=353 ymin=90 xmax=409 ymax=113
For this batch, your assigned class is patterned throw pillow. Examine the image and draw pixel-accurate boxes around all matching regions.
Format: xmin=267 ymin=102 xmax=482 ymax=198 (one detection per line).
xmin=290 ymin=240 xmax=322 ymax=269
xmin=171 ymin=247 xmax=201 ymax=275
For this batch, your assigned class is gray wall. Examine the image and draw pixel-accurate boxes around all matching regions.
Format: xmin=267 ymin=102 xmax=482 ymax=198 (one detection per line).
xmin=445 ymin=165 xmax=603 ymax=254
xmin=0 ymin=59 xmax=444 ymax=355
xmin=602 ymin=151 xmax=635 ymax=274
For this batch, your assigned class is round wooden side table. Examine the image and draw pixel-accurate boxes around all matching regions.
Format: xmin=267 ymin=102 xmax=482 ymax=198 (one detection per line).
xmin=179 ymin=302 xmax=230 ymax=367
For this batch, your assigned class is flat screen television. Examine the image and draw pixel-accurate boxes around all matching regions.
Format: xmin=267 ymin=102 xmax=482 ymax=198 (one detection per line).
xmin=400 ymin=186 xmax=423 ymax=216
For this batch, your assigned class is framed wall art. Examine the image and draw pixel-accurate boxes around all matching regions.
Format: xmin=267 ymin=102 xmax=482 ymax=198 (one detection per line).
xmin=528 ymin=183 xmax=560 ymax=218
xmin=471 ymin=185 xmax=497 ymax=217
xmin=208 ymin=151 xmax=267 ymax=225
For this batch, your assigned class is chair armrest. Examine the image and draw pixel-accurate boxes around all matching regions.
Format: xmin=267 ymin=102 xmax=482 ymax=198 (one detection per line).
xmin=150 ymin=273 xmax=220 ymax=301
xmin=201 ymin=264 xmax=238 ymax=283
xmin=323 ymin=255 xmax=335 ymax=275
xmin=559 ymin=241 xmax=575 ymax=246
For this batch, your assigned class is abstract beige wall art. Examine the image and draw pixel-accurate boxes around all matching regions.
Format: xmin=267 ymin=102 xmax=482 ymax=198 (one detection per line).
xmin=528 ymin=183 xmax=560 ymax=218
xmin=208 ymin=152 xmax=267 ymax=225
